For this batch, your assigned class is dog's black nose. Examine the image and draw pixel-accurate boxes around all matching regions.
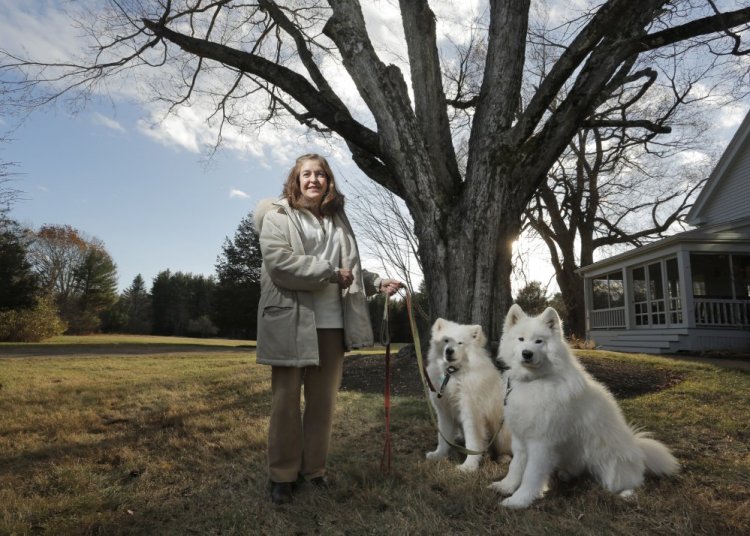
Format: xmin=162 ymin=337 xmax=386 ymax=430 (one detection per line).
xmin=445 ymin=347 xmax=455 ymax=361
xmin=521 ymin=350 xmax=533 ymax=362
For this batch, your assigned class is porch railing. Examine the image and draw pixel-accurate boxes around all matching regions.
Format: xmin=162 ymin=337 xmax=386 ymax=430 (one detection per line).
xmin=694 ymin=299 xmax=750 ymax=327
xmin=591 ymin=307 xmax=626 ymax=329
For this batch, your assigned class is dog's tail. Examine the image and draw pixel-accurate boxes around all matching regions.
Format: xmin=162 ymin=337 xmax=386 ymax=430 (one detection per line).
xmin=636 ymin=432 xmax=680 ymax=476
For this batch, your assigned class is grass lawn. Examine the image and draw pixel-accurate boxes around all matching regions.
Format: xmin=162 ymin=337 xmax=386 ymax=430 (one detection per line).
xmin=0 ymin=336 xmax=748 ymax=535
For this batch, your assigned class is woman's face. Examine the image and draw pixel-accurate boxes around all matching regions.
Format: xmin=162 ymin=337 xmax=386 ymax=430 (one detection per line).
xmin=298 ymin=159 xmax=329 ymax=205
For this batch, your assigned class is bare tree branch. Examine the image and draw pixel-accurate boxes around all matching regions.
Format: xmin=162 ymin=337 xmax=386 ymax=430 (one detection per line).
xmin=636 ymin=6 xmax=750 ymax=53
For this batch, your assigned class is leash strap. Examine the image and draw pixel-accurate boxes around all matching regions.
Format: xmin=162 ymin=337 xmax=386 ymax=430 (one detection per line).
xmin=405 ymin=289 xmax=436 ymax=395
xmin=403 ymin=286 xmax=502 ymax=457
xmin=380 ymin=294 xmax=392 ymax=473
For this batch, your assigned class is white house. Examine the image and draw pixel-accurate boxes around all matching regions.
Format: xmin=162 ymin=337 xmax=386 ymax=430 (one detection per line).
xmin=577 ymin=112 xmax=750 ymax=354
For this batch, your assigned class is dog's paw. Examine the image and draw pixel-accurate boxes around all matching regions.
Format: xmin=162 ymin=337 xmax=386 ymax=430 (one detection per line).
xmin=619 ymin=489 xmax=635 ymax=499
xmin=457 ymin=461 xmax=479 ymax=473
xmin=425 ymin=450 xmax=448 ymax=461
xmin=488 ymin=478 xmax=518 ymax=495
xmin=501 ymin=493 xmax=535 ymax=509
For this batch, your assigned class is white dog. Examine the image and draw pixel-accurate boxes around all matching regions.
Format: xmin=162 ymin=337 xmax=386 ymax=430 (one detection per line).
xmin=425 ymin=318 xmax=511 ymax=472
xmin=490 ymin=305 xmax=679 ymax=508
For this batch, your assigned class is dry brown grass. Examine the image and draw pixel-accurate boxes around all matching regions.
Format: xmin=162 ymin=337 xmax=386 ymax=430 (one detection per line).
xmin=0 ymin=339 xmax=748 ymax=535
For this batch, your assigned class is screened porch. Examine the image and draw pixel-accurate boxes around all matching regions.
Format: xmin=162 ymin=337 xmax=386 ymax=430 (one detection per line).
xmin=589 ymin=252 xmax=750 ymax=330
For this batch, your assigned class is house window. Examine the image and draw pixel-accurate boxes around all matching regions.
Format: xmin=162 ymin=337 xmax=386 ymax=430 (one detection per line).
xmin=592 ymin=271 xmax=624 ymax=309
xmin=648 ymin=263 xmax=666 ymax=325
xmin=590 ymin=271 xmax=625 ymax=329
xmin=632 ymin=267 xmax=649 ymax=326
xmin=631 ymin=261 xmax=673 ymax=327
xmin=733 ymin=255 xmax=750 ymax=299
xmin=691 ymin=253 xmax=750 ymax=326
xmin=691 ymin=253 xmax=732 ymax=299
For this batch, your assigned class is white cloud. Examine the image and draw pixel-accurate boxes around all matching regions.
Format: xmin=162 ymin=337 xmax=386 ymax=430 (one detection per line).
xmin=0 ymin=2 xmax=84 ymax=63
xmin=677 ymin=150 xmax=711 ymax=166
xmin=92 ymin=112 xmax=125 ymax=133
xmin=716 ymin=104 xmax=748 ymax=130
xmin=229 ymin=188 xmax=250 ymax=199
xmin=137 ymin=107 xmax=219 ymax=154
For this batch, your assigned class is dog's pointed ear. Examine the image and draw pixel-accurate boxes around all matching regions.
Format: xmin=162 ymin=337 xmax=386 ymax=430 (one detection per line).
xmin=504 ymin=304 xmax=525 ymax=330
xmin=469 ymin=325 xmax=487 ymax=347
xmin=432 ymin=318 xmax=445 ymax=337
xmin=541 ymin=307 xmax=562 ymax=333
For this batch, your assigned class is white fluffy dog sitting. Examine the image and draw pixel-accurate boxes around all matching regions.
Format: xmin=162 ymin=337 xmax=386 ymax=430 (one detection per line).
xmin=425 ymin=318 xmax=511 ymax=472
xmin=490 ymin=304 xmax=680 ymax=508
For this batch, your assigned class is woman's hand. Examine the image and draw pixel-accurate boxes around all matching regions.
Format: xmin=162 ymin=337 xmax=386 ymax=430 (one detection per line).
xmin=378 ymin=279 xmax=402 ymax=296
xmin=336 ymin=268 xmax=354 ymax=289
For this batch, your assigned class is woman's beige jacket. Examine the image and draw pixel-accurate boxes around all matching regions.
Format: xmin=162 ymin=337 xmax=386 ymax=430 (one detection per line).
xmin=254 ymin=198 xmax=379 ymax=367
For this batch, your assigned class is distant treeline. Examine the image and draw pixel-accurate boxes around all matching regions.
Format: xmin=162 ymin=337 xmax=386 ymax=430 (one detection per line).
xmin=1 ymin=213 xmax=431 ymax=342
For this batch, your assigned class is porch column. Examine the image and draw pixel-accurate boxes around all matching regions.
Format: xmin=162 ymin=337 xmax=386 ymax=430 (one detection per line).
xmin=621 ymin=267 xmax=632 ymax=330
xmin=583 ymin=275 xmax=591 ymax=333
xmin=677 ymin=250 xmax=696 ymax=329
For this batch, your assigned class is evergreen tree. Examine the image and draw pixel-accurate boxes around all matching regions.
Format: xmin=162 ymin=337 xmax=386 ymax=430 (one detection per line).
xmin=514 ymin=281 xmax=549 ymax=317
xmin=68 ymin=245 xmax=118 ymax=333
xmin=151 ymin=270 xmax=217 ymax=336
xmin=120 ymin=274 xmax=152 ymax=334
xmin=214 ymin=212 xmax=262 ymax=339
xmin=215 ymin=213 xmax=262 ymax=284
xmin=0 ymin=219 xmax=38 ymax=310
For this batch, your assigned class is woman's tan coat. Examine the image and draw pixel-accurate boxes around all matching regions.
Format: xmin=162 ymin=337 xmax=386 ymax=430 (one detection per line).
xmin=254 ymin=198 xmax=379 ymax=367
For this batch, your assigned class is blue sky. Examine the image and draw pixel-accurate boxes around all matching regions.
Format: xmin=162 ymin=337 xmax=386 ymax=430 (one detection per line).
xmin=0 ymin=2 xmax=387 ymax=293
xmin=4 ymin=101 xmax=297 ymax=291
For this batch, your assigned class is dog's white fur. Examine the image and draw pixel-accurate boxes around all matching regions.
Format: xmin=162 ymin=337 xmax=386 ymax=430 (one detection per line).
xmin=490 ymin=304 xmax=680 ymax=508
xmin=425 ymin=318 xmax=511 ymax=472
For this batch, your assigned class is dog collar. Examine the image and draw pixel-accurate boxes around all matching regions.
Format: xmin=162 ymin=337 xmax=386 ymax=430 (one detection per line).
xmin=437 ymin=365 xmax=459 ymax=398
xmin=504 ymin=377 xmax=513 ymax=406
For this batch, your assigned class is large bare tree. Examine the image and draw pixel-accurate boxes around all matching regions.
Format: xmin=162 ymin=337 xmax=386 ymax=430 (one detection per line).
xmin=2 ymin=1 xmax=749 ymax=339
xmin=524 ymin=125 xmax=709 ymax=338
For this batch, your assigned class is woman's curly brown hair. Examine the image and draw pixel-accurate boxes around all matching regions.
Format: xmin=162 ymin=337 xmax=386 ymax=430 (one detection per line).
xmin=282 ymin=154 xmax=345 ymax=216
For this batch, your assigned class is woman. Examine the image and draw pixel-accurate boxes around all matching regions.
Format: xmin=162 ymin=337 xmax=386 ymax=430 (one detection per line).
xmin=254 ymin=154 xmax=401 ymax=505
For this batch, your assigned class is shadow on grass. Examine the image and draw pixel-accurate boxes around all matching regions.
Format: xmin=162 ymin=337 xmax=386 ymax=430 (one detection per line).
xmin=0 ymin=343 xmax=256 ymax=357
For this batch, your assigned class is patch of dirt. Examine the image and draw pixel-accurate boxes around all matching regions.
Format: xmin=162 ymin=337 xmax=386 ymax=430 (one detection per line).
xmin=341 ymin=349 xmax=426 ymax=398
xmin=575 ymin=357 xmax=686 ymax=399
xmin=341 ymin=346 xmax=687 ymax=399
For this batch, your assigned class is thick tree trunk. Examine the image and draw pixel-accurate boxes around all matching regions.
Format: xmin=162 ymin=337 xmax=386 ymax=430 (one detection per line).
xmin=406 ymin=171 xmax=521 ymax=343
xmin=555 ymin=269 xmax=585 ymax=338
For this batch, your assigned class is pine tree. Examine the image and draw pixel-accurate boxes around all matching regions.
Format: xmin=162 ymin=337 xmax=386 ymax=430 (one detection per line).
xmin=116 ymin=274 xmax=152 ymax=334
xmin=214 ymin=212 xmax=262 ymax=339
xmin=514 ymin=282 xmax=549 ymax=317
xmin=69 ymin=245 xmax=118 ymax=333
xmin=0 ymin=219 xmax=38 ymax=310
xmin=151 ymin=270 xmax=217 ymax=336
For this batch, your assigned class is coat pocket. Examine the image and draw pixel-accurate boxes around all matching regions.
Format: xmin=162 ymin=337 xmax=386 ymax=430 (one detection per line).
xmin=258 ymin=304 xmax=297 ymax=358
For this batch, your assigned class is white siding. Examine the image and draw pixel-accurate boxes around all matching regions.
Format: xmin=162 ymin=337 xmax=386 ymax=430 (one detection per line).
xmin=699 ymin=140 xmax=750 ymax=225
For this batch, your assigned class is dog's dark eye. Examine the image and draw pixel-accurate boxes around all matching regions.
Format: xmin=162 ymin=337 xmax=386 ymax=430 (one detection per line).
xmin=458 ymin=341 xmax=463 ymax=345
xmin=444 ymin=338 xmax=449 ymax=343
xmin=535 ymin=339 xmax=542 ymax=344
xmin=518 ymin=337 xmax=524 ymax=342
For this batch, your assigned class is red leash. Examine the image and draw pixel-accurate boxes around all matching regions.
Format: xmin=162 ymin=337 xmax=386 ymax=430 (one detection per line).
xmin=380 ymin=294 xmax=392 ymax=473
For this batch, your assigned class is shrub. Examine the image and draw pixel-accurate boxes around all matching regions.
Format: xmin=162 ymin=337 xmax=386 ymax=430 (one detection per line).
xmin=63 ymin=310 xmax=102 ymax=335
xmin=186 ymin=315 xmax=219 ymax=338
xmin=568 ymin=335 xmax=597 ymax=350
xmin=0 ymin=297 xmax=67 ymax=342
